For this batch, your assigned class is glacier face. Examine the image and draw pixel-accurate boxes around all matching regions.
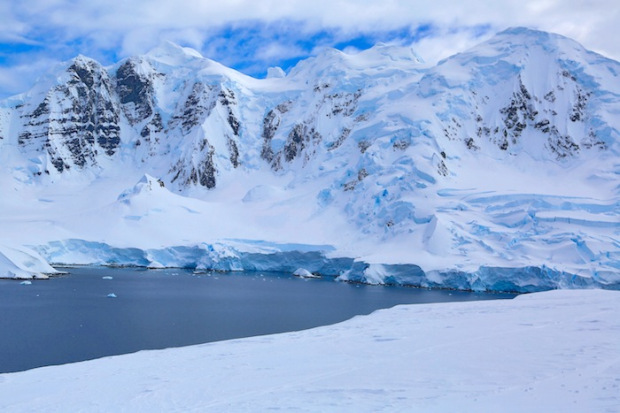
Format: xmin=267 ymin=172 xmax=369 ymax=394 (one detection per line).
xmin=0 ymin=28 xmax=618 ymax=291
xmin=30 ymin=238 xmax=609 ymax=293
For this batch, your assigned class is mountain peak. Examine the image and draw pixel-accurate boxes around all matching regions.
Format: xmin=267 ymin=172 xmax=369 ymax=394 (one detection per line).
xmin=485 ymin=26 xmax=583 ymax=55
xmin=497 ymin=26 xmax=554 ymax=37
xmin=435 ymin=25 xmax=592 ymax=70
xmin=144 ymin=41 xmax=204 ymax=65
xmin=117 ymin=174 xmax=168 ymax=202
xmin=71 ymin=54 xmax=99 ymax=65
xmin=288 ymin=42 xmax=422 ymax=80
xmin=358 ymin=42 xmax=423 ymax=64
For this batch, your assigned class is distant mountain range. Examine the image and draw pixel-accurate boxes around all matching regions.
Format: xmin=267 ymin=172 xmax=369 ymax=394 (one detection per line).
xmin=0 ymin=27 xmax=618 ymax=291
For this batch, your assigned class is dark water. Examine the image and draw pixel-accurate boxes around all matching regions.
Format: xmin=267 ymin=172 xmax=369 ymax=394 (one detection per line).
xmin=0 ymin=267 xmax=516 ymax=373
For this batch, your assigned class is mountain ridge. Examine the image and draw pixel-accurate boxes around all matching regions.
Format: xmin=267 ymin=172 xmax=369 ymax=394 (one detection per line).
xmin=0 ymin=27 xmax=618 ymax=289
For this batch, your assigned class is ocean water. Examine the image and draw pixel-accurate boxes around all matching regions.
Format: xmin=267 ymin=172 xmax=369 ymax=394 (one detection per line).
xmin=0 ymin=267 xmax=515 ymax=373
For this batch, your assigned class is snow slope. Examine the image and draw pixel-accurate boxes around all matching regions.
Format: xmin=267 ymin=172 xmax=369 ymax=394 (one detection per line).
xmin=0 ymin=27 xmax=618 ymax=290
xmin=0 ymin=245 xmax=58 ymax=279
xmin=0 ymin=289 xmax=618 ymax=412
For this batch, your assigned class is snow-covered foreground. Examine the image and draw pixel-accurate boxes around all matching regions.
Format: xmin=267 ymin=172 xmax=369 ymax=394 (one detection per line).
xmin=1 ymin=289 xmax=618 ymax=412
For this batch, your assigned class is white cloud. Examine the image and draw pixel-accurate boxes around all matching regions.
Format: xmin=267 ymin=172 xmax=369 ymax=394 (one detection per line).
xmin=254 ymin=43 xmax=306 ymax=62
xmin=0 ymin=0 xmax=618 ymax=97
xmin=0 ymin=57 xmax=59 ymax=97
xmin=5 ymin=1 xmax=620 ymax=56
xmin=414 ymin=29 xmax=490 ymax=66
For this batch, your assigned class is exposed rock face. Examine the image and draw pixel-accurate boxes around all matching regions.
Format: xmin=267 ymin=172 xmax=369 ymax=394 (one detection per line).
xmin=171 ymin=143 xmax=217 ymax=189
xmin=261 ymin=101 xmax=291 ymax=165
xmin=170 ymin=82 xmax=216 ymax=134
xmin=167 ymin=85 xmax=243 ymax=188
xmin=218 ymin=88 xmax=241 ymax=168
xmin=260 ymin=87 xmax=362 ymax=170
xmin=116 ymin=58 xmax=156 ymax=126
xmin=17 ymin=57 xmax=121 ymax=173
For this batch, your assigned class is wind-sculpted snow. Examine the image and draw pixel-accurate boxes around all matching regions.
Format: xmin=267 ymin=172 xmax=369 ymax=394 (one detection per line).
xmin=0 ymin=28 xmax=618 ymax=291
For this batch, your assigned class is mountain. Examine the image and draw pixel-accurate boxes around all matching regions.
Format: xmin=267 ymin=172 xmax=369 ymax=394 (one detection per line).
xmin=0 ymin=28 xmax=618 ymax=291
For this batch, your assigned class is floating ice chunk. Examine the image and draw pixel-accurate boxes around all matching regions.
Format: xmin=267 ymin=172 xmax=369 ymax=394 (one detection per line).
xmin=192 ymin=270 xmax=210 ymax=275
xmin=102 ymin=276 xmax=113 ymax=280
xmin=107 ymin=293 xmax=117 ymax=298
xmin=20 ymin=280 xmax=32 ymax=285
xmin=147 ymin=261 xmax=165 ymax=269
xmin=293 ymin=268 xmax=320 ymax=278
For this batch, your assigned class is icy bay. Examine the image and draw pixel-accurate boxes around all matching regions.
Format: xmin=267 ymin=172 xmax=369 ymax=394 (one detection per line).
xmin=0 ymin=267 xmax=514 ymax=373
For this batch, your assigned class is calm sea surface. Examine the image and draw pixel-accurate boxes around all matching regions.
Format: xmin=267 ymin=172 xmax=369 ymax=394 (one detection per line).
xmin=0 ymin=267 xmax=516 ymax=373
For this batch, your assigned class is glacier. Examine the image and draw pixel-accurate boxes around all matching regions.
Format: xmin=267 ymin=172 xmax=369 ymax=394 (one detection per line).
xmin=29 ymin=237 xmax=610 ymax=293
xmin=0 ymin=27 xmax=618 ymax=291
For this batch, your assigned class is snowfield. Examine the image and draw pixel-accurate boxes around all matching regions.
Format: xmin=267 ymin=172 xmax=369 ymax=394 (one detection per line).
xmin=0 ymin=288 xmax=618 ymax=412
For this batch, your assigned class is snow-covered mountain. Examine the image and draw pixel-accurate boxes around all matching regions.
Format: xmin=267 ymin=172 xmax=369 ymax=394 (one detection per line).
xmin=0 ymin=28 xmax=618 ymax=291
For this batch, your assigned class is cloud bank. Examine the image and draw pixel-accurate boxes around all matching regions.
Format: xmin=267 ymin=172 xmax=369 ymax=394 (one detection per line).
xmin=0 ymin=0 xmax=618 ymax=98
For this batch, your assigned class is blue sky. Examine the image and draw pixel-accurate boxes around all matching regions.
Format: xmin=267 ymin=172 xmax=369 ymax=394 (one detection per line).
xmin=197 ymin=21 xmax=442 ymax=77
xmin=0 ymin=1 xmax=618 ymax=99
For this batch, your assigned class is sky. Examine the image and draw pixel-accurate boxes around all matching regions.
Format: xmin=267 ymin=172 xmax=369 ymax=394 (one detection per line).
xmin=0 ymin=0 xmax=618 ymax=99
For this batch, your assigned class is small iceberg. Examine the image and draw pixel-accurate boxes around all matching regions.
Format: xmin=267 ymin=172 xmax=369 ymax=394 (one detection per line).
xmin=102 ymin=276 xmax=113 ymax=280
xmin=193 ymin=269 xmax=211 ymax=275
xmin=107 ymin=293 xmax=117 ymax=298
xmin=293 ymin=268 xmax=320 ymax=279
xmin=20 ymin=280 xmax=32 ymax=285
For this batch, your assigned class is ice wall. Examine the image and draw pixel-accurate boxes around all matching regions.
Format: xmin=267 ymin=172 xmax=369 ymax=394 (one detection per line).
xmin=31 ymin=239 xmax=619 ymax=292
